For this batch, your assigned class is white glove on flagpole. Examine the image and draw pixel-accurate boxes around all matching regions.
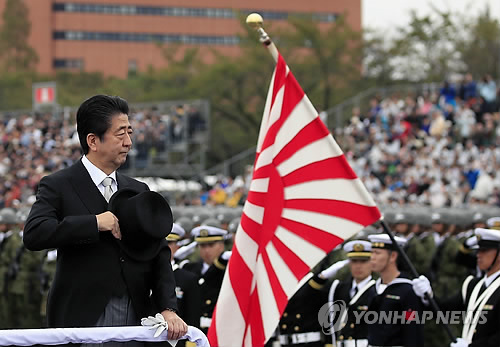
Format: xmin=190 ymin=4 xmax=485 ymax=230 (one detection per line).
xmin=412 ymin=275 xmax=433 ymax=303
xmin=319 ymin=259 xmax=349 ymax=279
xmin=450 ymin=337 xmax=469 ymax=347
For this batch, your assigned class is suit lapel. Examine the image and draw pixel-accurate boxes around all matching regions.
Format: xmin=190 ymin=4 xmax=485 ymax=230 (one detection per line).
xmin=116 ymin=171 xmax=130 ymax=190
xmin=69 ymin=160 xmax=108 ymax=215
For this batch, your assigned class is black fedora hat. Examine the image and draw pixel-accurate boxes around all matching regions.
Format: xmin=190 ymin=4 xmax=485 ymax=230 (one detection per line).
xmin=109 ymin=188 xmax=173 ymax=261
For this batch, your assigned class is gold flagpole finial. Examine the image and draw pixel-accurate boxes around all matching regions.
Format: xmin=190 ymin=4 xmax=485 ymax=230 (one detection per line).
xmin=245 ymin=13 xmax=278 ymax=61
xmin=246 ymin=13 xmax=263 ymax=30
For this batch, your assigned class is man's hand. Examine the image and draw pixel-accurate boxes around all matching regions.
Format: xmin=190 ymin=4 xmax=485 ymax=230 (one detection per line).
xmin=96 ymin=212 xmax=121 ymax=240
xmin=450 ymin=337 xmax=469 ymax=347
xmin=161 ymin=310 xmax=188 ymax=340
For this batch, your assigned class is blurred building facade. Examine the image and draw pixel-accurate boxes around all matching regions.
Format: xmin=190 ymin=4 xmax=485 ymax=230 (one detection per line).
xmin=0 ymin=0 xmax=361 ymax=78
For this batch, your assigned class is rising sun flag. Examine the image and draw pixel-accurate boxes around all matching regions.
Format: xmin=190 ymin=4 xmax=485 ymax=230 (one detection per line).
xmin=207 ymin=19 xmax=382 ymax=347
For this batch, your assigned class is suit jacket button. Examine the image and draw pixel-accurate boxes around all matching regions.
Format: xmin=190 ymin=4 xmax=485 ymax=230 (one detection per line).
xmin=206 ymin=299 xmax=212 ymax=305
xmin=294 ymin=326 xmax=299 ymax=332
xmin=283 ymin=312 xmax=288 ymax=318
xmin=120 ymin=257 xmax=125 ymax=262
xmin=281 ymin=324 xmax=287 ymax=330
xmin=350 ymin=323 xmax=355 ymax=328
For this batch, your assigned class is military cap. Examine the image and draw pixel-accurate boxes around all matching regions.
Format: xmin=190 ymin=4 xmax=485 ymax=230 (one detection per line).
xmin=368 ymin=233 xmax=407 ymax=250
xmin=175 ymin=216 xmax=194 ymax=234
xmin=0 ymin=208 xmax=18 ymax=225
xmin=191 ymin=225 xmax=227 ymax=244
xmin=228 ymin=217 xmax=240 ymax=234
xmin=486 ymin=217 xmax=500 ymax=230
xmin=474 ymin=228 xmax=500 ymax=249
xmin=167 ymin=223 xmax=186 ymax=242
xmin=343 ymin=240 xmax=371 ymax=260
xmin=201 ymin=217 xmax=222 ymax=229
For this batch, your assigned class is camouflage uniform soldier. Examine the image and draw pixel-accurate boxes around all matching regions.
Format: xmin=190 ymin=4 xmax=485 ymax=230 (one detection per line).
xmin=39 ymin=249 xmax=57 ymax=326
xmin=0 ymin=208 xmax=20 ymax=329
xmin=426 ymin=211 xmax=468 ymax=347
xmin=394 ymin=211 xmax=428 ymax=275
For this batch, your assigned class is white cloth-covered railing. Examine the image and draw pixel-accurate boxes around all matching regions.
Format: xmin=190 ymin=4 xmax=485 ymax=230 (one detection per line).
xmin=0 ymin=325 xmax=209 ymax=346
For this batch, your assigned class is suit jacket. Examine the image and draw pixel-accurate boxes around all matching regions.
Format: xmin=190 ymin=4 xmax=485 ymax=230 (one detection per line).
xmin=23 ymin=159 xmax=177 ymax=328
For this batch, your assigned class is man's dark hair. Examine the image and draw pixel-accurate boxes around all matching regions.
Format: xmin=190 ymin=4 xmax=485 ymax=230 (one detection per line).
xmin=76 ymin=95 xmax=129 ymax=154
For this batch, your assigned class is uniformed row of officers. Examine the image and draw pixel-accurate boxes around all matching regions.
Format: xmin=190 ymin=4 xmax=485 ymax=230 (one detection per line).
xmin=2 ymin=205 xmax=500 ymax=347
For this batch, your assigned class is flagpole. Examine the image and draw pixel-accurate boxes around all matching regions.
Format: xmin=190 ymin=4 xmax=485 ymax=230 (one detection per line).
xmin=246 ymin=13 xmax=279 ymax=63
xmin=379 ymin=219 xmax=456 ymax=343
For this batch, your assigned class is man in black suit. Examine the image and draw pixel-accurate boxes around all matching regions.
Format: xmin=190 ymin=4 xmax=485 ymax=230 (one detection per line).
xmin=23 ymin=95 xmax=187 ymax=343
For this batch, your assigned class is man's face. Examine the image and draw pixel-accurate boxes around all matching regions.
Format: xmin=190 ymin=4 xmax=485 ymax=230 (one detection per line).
xmin=95 ymin=113 xmax=132 ymax=170
xmin=199 ymin=241 xmax=225 ymax=265
xmin=432 ymin=223 xmax=445 ymax=234
xmin=349 ymin=259 xmax=372 ymax=282
xmin=477 ymin=248 xmax=499 ymax=271
xmin=370 ymin=248 xmax=391 ymax=273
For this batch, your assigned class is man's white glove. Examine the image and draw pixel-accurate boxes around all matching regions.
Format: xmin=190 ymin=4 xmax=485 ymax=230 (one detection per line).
xmin=412 ymin=275 xmax=433 ymax=300
xmin=141 ymin=313 xmax=169 ymax=338
xmin=319 ymin=259 xmax=349 ymax=279
xmin=221 ymin=251 xmax=232 ymax=261
xmin=174 ymin=241 xmax=197 ymax=260
xmin=450 ymin=337 xmax=469 ymax=347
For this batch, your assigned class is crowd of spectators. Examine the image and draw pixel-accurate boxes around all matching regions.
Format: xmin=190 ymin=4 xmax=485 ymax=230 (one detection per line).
xmin=339 ymin=74 xmax=500 ymax=207
xmin=0 ymin=74 xmax=499 ymax=210
xmin=0 ymin=102 xmax=207 ymax=209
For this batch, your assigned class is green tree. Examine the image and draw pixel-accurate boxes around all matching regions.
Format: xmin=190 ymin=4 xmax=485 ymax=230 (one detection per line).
xmin=455 ymin=7 xmax=500 ymax=79
xmin=0 ymin=0 xmax=38 ymax=72
xmin=277 ymin=15 xmax=364 ymax=110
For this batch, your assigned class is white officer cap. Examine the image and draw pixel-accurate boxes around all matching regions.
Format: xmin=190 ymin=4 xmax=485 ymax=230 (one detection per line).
xmin=191 ymin=225 xmax=227 ymax=244
xmin=167 ymin=223 xmax=186 ymax=242
xmin=474 ymin=228 xmax=500 ymax=249
xmin=394 ymin=212 xmax=407 ymax=223
xmin=368 ymin=233 xmax=407 ymax=250
xmin=486 ymin=217 xmax=500 ymax=230
xmin=343 ymin=240 xmax=372 ymax=260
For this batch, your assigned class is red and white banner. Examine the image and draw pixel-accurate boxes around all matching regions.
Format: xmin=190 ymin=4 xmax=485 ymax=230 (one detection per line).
xmin=207 ymin=53 xmax=381 ymax=347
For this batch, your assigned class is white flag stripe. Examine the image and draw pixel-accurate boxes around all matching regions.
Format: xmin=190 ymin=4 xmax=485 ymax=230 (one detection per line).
xmin=244 ymin=201 xmax=265 ymax=225
xmin=265 ymin=241 xmax=300 ymax=297
xmin=257 ymin=69 xmax=277 ymax=152
xmin=255 ymin=256 xmax=281 ymax=343
xmin=215 ymin=270 xmax=247 ymax=347
xmin=234 ymin=225 xmax=258 ymax=274
xmin=272 ymin=96 xmax=318 ymax=158
xmin=277 ymin=136 xmax=343 ymax=177
xmin=275 ymin=225 xmax=327 ymax=269
xmin=244 ymin=325 xmax=252 ymax=347
xmin=267 ymin=85 xmax=285 ymax=132
xmin=249 ymin=178 xmax=270 ymax=193
xmin=284 ymin=178 xmax=378 ymax=207
xmin=254 ymin=144 xmax=275 ymax=171
xmin=282 ymin=208 xmax=363 ymax=240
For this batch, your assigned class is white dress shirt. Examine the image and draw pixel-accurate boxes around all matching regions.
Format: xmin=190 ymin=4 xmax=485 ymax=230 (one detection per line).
xmin=484 ymin=269 xmax=500 ymax=288
xmin=350 ymin=275 xmax=373 ymax=298
xmin=81 ymin=155 xmax=118 ymax=198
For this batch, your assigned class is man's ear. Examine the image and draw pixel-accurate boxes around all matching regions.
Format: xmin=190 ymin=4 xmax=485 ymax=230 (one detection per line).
xmin=87 ymin=133 xmax=98 ymax=153
xmin=390 ymin=250 xmax=398 ymax=264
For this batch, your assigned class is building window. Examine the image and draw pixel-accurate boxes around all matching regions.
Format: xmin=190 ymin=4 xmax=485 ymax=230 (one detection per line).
xmin=52 ymin=3 xmax=338 ymax=23
xmin=53 ymin=31 xmax=240 ymax=45
xmin=53 ymin=58 xmax=84 ymax=69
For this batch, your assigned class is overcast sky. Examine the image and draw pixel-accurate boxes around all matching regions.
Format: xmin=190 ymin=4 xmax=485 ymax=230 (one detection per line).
xmin=362 ymin=0 xmax=500 ymax=34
